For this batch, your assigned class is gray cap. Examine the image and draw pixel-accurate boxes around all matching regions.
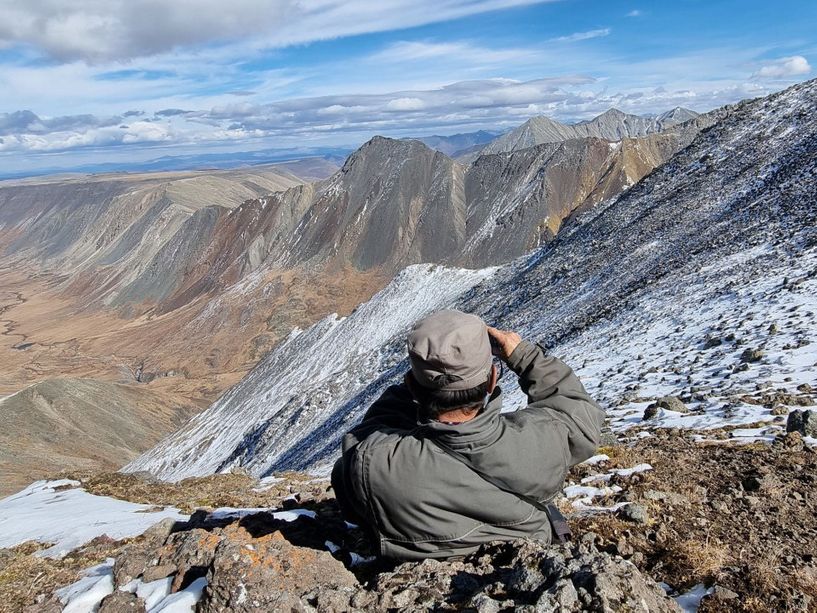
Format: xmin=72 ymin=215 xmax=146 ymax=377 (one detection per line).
xmin=407 ymin=309 xmax=492 ymax=391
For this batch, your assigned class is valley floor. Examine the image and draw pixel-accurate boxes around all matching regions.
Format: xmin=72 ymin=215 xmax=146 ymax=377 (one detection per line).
xmin=0 ymin=264 xmax=386 ymax=495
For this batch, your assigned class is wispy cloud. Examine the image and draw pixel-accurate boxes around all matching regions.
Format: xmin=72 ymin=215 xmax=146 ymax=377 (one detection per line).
xmin=0 ymin=0 xmax=813 ymax=175
xmin=0 ymin=0 xmax=559 ymax=63
xmin=752 ymin=55 xmax=811 ymax=79
xmin=370 ymin=40 xmax=538 ymax=64
xmin=549 ymin=28 xmax=611 ymax=43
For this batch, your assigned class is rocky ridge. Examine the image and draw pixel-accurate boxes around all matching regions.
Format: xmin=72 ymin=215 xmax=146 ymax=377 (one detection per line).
xmin=465 ymin=106 xmax=702 ymax=161
xmin=0 ymin=105 xmax=702 ymax=492
xmin=0 ymin=108 xmax=693 ymax=414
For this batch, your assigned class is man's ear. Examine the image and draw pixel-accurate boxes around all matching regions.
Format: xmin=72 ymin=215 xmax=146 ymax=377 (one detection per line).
xmin=487 ymin=364 xmax=498 ymax=394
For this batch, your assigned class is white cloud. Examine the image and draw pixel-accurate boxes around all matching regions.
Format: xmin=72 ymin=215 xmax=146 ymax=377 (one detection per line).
xmin=0 ymin=0 xmax=558 ymax=63
xmin=626 ymin=9 xmax=642 ymax=17
xmin=0 ymin=72 xmax=787 ymax=159
xmin=752 ymin=56 xmax=811 ymax=79
xmin=550 ymin=28 xmax=610 ymax=43
xmin=386 ymin=97 xmax=427 ymax=111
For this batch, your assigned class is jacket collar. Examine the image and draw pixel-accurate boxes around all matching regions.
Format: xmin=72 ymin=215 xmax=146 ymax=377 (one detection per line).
xmin=417 ymin=386 xmax=504 ymax=447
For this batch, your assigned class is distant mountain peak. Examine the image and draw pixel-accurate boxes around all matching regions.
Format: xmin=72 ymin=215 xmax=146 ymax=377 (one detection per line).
xmin=657 ymin=107 xmax=699 ymax=123
xmin=596 ymin=107 xmax=627 ymax=118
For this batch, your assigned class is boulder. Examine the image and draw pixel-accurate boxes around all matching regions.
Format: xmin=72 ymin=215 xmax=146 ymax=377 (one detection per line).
xmin=98 ymin=591 xmax=147 ymax=613
xmin=645 ymin=396 xmax=689 ymax=418
xmin=618 ymin=503 xmax=649 ymax=524
xmin=786 ymin=410 xmax=817 ymax=437
xmin=740 ymin=348 xmax=764 ymax=363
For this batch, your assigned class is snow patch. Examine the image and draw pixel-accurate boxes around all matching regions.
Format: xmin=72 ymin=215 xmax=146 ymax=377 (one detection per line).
xmin=55 ymin=559 xmax=114 ymax=613
xmin=0 ymin=480 xmax=187 ymax=557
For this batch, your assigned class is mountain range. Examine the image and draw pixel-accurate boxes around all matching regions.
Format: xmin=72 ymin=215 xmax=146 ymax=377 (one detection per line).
xmin=1 ymin=77 xmax=816 ymax=613
xmin=0 ymin=102 xmax=722 ymax=491
xmin=416 ymin=130 xmax=501 ymax=157
xmin=457 ymin=107 xmax=701 ymax=163
xmin=127 ymin=79 xmax=816 ymax=484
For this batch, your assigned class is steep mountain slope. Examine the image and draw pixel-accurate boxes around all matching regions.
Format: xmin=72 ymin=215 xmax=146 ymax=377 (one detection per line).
xmin=0 ymin=166 xmax=322 ymax=403
xmin=128 ymin=79 xmax=817 ymax=482
xmin=465 ymin=106 xmax=701 ymax=161
xmin=0 ymin=378 xmax=198 ymax=496
xmin=0 ymin=102 xmax=715 ymax=495
xmin=461 ymin=132 xmax=693 ymax=266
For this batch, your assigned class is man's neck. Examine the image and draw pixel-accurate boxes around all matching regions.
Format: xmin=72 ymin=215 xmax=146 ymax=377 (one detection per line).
xmin=436 ymin=406 xmax=480 ymax=424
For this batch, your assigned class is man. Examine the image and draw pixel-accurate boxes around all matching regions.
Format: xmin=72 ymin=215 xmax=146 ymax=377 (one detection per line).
xmin=331 ymin=309 xmax=605 ymax=560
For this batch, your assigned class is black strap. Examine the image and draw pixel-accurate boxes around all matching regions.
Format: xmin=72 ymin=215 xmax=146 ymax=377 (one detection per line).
xmin=544 ymin=504 xmax=572 ymax=544
xmin=428 ymin=437 xmax=572 ymax=543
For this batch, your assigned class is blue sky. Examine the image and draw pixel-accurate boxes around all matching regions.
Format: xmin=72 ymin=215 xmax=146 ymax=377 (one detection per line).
xmin=0 ymin=0 xmax=814 ymax=175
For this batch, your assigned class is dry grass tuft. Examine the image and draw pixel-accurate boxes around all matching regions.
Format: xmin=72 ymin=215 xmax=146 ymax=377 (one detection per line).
xmin=597 ymin=445 xmax=639 ymax=468
xmin=745 ymin=553 xmax=781 ymax=594
xmin=674 ymin=538 xmax=729 ymax=581
xmin=741 ymin=596 xmax=770 ymax=613
xmin=0 ymin=540 xmax=123 ymax=613
xmin=789 ymin=566 xmax=817 ymax=600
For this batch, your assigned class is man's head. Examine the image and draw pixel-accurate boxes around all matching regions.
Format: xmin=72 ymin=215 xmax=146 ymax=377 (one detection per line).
xmin=405 ymin=310 xmax=497 ymax=422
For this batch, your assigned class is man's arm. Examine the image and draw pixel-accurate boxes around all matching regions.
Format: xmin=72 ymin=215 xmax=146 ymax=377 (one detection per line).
xmin=342 ymin=383 xmax=417 ymax=451
xmin=489 ymin=328 xmax=605 ymax=466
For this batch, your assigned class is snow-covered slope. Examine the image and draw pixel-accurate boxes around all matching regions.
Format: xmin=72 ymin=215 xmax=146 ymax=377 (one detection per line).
xmin=126 ymin=264 xmax=496 ymax=480
xmin=130 ymin=78 xmax=817 ymax=481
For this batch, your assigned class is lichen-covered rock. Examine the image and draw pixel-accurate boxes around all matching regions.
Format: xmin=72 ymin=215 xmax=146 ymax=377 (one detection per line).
xmin=162 ymin=527 xmax=222 ymax=592
xmin=198 ymin=524 xmax=357 ymax=613
xmin=113 ymin=516 xmax=180 ymax=586
xmin=102 ymin=507 xmax=679 ymax=613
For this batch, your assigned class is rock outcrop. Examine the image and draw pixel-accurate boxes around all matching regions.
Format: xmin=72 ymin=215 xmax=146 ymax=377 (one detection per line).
xmin=98 ymin=508 xmax=680 ymax=612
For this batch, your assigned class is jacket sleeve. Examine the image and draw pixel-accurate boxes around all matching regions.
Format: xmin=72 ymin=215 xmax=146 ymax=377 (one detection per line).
xmin=342 ymin=383 xmax=417 ymax=451
xmin=506 ymin=340 xmax=605 ymax=466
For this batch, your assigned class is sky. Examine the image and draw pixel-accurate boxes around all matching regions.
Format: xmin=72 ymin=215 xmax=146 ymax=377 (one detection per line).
xmin=0 ymin=0 xmax=814 ymax=176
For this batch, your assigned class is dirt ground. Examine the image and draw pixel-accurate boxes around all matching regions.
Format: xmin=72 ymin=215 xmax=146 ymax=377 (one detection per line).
xmin=568 ymin=432 xmax=817 ymax=612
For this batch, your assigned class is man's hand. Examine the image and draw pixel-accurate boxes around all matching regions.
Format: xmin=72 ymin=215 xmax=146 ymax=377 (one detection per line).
xmin=487 ymin=326 xmax=522 ymax=361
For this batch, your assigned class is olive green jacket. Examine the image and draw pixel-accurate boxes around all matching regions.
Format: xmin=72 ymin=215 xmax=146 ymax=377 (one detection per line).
xmin=331 ymin=340 xmax=605 ymax=560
